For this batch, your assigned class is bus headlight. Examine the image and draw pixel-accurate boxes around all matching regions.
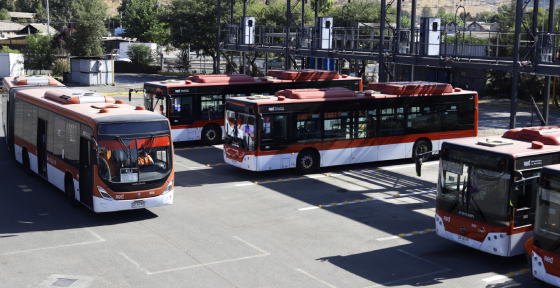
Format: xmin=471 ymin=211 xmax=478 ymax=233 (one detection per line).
xmin=162 ymin=179 xmax=174 ymax=195
xmin=97 ymin=186 xmax=113 ymax=200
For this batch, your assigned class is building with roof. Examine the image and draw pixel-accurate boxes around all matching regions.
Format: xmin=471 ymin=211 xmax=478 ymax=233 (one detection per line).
xmin=466 ymin=21 xmax=500 ymax=31
xmin=0 ymin=21 xmax=25 ymax=38
xmin=16 ymin=23 xmax=58 ymax=36
xmin=8 ymin=12 xmax=36 ymax=21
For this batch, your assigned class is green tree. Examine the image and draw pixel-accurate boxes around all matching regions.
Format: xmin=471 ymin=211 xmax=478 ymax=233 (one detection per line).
xmin=42 ymin=0 xmax=84 ymax=28
xmin=0 ymin=8 xmax=10 ymax=20
xmin=66 ymin=0 xmax=107 ymax=56
xmin=310 ymin=0 xmax=334 ymax=15
xmin=23 ymin=34 xmax=55 ymax=70
xmin=436 ymin=7 xmax=464 ymax=27
xmin=476 ymin=11 xmax=493 ymax=22
xmin=121 ymin=0 xmax=169 ymax=45
xmin=126 ymin=44 xmax=157 ymax=66
xmin=166 ymin=0 xmax=219 ymax=73
xmin=0 ymin=46 xmax=20 ymax=53
xmin=421 ymin=6 xmax=433 ymax=17
xmin=1 ymin=0 xmax=16 ymax=11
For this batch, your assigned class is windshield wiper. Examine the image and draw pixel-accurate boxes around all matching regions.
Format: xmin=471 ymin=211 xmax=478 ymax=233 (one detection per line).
xmin=116 ymin=136 xmax=133 ymax=162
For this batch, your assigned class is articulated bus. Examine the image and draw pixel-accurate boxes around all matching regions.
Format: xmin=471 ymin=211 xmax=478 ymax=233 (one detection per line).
xmin=3 ymin=86 xmax=174 ymax=212
xmin=526 ymin=164 xmax=560 ymax=287
xmin=223 ymin=82 xmax=478 ymax=173
xmin=142 ymin=70 xmax=362 ymax=145
xmin=434 ymin=126 xmax=560 ymax=257
xmin=2 ymin=75 xmax=66 ymax=157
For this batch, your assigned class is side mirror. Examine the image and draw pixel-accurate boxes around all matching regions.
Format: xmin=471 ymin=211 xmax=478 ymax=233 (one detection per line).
xmin=415 ymin=157 xmax=422 ymax=177
xmin=91 ymin=148 xmax=99 ymax=165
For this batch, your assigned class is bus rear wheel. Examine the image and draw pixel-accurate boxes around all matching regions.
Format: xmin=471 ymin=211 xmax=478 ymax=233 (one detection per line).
xmin=296 ymin=150 xmax=318 ymax=174
xmin=201 ymin=125 xmax=221 ymax=145
xmin=412 ymin=140 xmax=431 ymax=163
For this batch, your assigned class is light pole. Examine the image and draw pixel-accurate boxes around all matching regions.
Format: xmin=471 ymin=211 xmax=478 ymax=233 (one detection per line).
xmin=46 ymin=0 xmax=50 ymax=36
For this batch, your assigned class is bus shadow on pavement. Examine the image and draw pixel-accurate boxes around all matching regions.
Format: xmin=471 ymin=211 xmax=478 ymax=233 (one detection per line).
xmin=316 ymin=243 xmax=531 ymax=287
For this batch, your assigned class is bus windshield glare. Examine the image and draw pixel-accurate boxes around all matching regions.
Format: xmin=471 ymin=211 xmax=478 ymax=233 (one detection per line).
xmin=98 ymin=136 xmax=171 ymax=183
xmin=437 ymin=147 xmax=511 ymax=223
xmin=224 ymin=110 xmax=256 ymax=151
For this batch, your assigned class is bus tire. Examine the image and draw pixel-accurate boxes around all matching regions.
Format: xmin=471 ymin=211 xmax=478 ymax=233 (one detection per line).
xmin=23 ymin=148 xmax=33 ymax=176
xmin=201 ymin=125 xmax=221 ymax=145
xmin=66 ymin=176 xmax=79 ymax=208
xmin=412 ymin=139 xmax=431 ymax=163
xmin=296 ymin=149 xmax=319 ymax=174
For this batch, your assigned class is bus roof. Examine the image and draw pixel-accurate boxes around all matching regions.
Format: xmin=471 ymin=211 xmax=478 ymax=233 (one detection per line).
xmin=444 ymin=126 xmax=560 ymax=158
xmin=15 ymin=88 xmax=167 ymax=127
xmin=144 ymin=70 xmax=361 ymax=89
xmin=226 ymin=83 xmax=475 ymax=105
xmin=3 ymin=75 xmax=65 ymax=90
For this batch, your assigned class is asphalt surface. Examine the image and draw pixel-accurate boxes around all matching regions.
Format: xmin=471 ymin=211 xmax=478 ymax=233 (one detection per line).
xmin=0 ymin=80 xmax=554 ymax=288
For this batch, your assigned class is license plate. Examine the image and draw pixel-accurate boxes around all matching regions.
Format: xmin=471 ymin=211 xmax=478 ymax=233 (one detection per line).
xmin=131 ymin=200 xmax=145 ymax=209
xmin=457 ymin=235 xmax=470 ymax=244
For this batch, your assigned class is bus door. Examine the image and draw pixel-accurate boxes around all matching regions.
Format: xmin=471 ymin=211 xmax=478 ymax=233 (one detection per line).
xmin=513 ymin=170 xmax=541 ymax=227
xmin=37 ymin=118 xmax=47 ymax=177
xmin=79 ymin=137 xmax=94 ymax=206
xmin=169 ymin=94 xmax=197 ymax=141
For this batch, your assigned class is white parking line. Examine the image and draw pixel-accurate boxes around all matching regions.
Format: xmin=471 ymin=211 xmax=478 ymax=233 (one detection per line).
xmin=297 ymin=189 xmax=436 ymax=211
xmin=1 ymin=228 xmax=105 ymax=256
xmin=121 ymin=236 xmax=270 ymax=275
xmin=174 ymin=161 xmax=212 ymax=176
xmin=296 ymin=268 xmax=338 ymax=288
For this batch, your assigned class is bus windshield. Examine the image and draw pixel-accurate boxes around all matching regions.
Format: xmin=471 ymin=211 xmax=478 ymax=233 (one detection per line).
xmin=437 ymin=146 xmax=511 ymax=223
xmin=224 ymin=110 xmax=256 ymax=151
xmin=98 ymin=136 xmax=171 ymax=183
xmin=535 ymin=177 xmax=560 ymax=252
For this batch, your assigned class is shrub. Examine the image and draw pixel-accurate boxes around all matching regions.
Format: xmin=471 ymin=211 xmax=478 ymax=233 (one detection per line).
xmin=0 ymin=46 xmax=20 ymax=53
xmin=126 ymin=44 xmax=157 ymax=67
xmin=51 ymin=58 xmax=70 ymax=77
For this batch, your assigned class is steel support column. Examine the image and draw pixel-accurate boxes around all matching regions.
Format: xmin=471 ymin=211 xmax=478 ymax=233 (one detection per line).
xmin=314 ymin=0 xmax=319 ymax=69
xmin=242 ymin=0 xmax=247 ymax=74
xmin=285 ymin=0 xmax=291 ymax=70
xmin=543 ymin=0 xmax=556 ymax=124
xmin=510 ymin=0 xmax=524 ymax=129
xmin=396 ymin=0 xmax=402 ymax=53
xmin=531 ymin=0 xmax=539 ymax=64
xmin=216 ymin=0 xmax=222 ymax=74
xmin=379 ymin=0 xmax=387 ymax=82
xmin=410 ymin=0 xmax=417 ymax=55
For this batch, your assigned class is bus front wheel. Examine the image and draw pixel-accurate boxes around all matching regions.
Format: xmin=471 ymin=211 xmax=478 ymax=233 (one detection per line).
xmin=296 ymin=150 xmax=318 ymax=174
xmin=201 ymin=125 xmax=221 ymax=145
xmin=412 ymin=140 xmax=431 ymax=163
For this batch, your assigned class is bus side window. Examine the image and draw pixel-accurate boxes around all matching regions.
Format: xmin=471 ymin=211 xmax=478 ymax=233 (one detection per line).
xmin=65 ymin=119 xmax=80 ymax=168
xmin=47 ymin=111 xmax=54 ymax=155
xmin=170 ymin=96 xmax=193 ymax=118
xmin=407 ymin=106 xmax=431 ymax=133
xmin=380 ymin=108 xmax=404 ymax=136
xmin=23 ymin=102 xmax=36 ymax=146
xmin=355 ymin=110 xmax=377 ymax=139
xmin=54 ymin=116 xmax=66 ymax=159
xmin=14 ymin=98 xmax=23 ymax=139
xmin=296 ymin=113 xmax=322 ymax=143
xmin=324 ymin=111 xmax=351 ymax=141
xmin=201 ymin=95 xmax=223 ymax=118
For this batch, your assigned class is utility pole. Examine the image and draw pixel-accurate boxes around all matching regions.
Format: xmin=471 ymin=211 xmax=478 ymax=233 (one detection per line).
xmin=314 ymin=0 xmax=319 ymax=69
xmin=46 ymin=0 xmax=50 ymax=36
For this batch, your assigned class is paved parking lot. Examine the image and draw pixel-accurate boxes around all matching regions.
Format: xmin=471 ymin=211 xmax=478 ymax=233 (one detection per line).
xmin=0 ymin=90 xmax=551 ymax=287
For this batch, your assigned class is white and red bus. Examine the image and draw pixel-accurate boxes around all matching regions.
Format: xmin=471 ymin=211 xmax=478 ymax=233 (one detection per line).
xmin=2 ymin=85 xmax=174 ymax=212
xmin=526 ymin=164 xmax=560 ymax=286
xmin=142 ymin=70 xmax=362 ymax=145
xmin=2 ymin=75 xmax=66 ymax=158
xmin=434 ymin=127 xmax=560 ymax=257
xmin=222 ymin=81 xmax=478 ymax=173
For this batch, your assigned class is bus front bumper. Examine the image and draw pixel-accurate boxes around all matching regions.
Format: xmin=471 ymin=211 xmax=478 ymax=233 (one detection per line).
xmin=435 ymin=215 xmax=511 ymax=257
xmin=224 ymin=151 xmax=257 ymax=171
xmin=532 ymin=249 xmax=560 ymax=286
xmin=93 ymin=190 xmax=174 ymax=213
